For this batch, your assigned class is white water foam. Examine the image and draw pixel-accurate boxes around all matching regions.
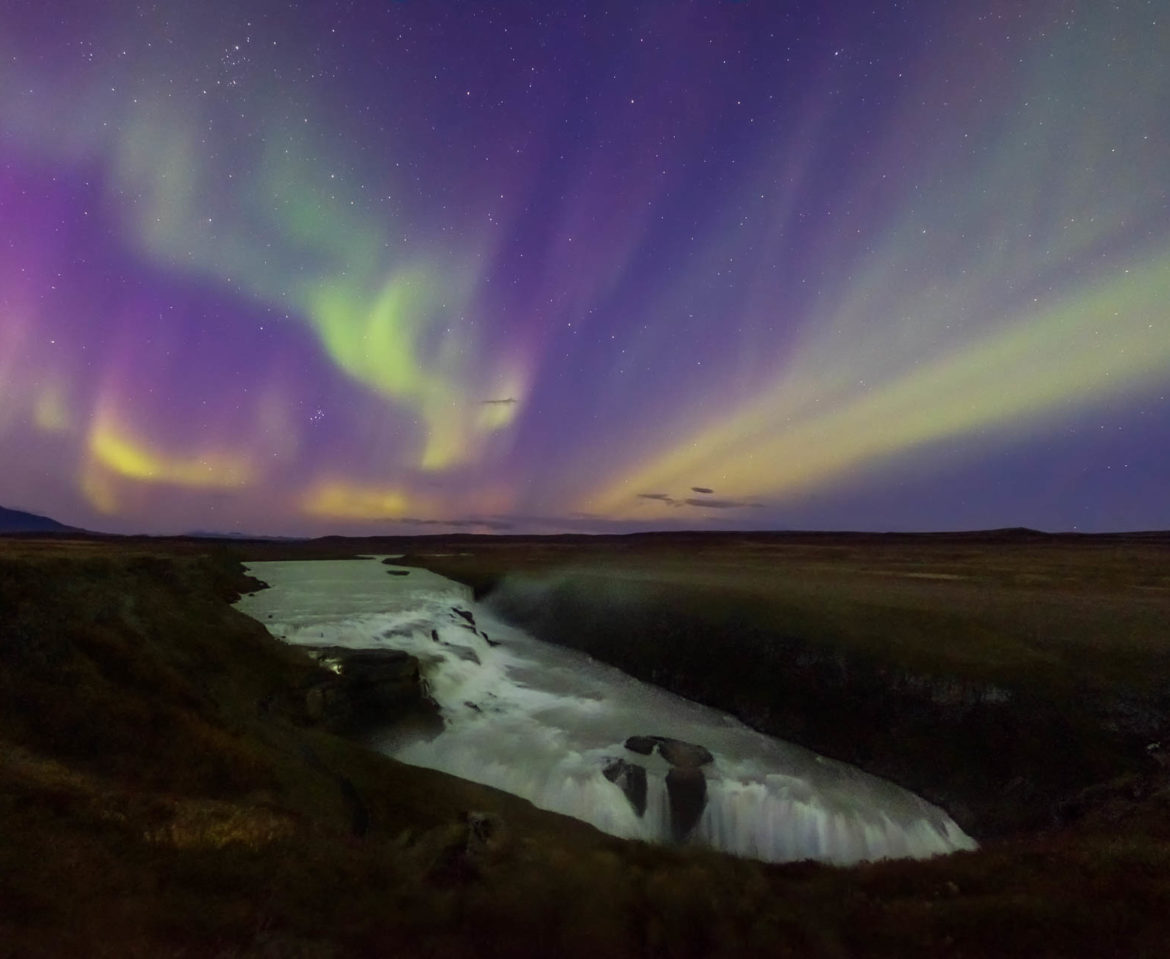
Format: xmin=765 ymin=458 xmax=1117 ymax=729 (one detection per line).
xmin=236 ymin=556 xmax=977 ymax=865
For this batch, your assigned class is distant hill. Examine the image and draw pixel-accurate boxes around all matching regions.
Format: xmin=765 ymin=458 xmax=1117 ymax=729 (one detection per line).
xmin=0 ymin=506 xmax=78 ymax=534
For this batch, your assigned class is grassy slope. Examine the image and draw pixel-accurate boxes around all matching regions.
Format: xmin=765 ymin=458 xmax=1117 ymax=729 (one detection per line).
xmin=1 ymin=535 xmax=1170 ymax=956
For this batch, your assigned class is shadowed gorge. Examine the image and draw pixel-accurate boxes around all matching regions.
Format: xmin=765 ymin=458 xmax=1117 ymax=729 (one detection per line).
xmin=403 ymin=532 xmax=1170 ymax=838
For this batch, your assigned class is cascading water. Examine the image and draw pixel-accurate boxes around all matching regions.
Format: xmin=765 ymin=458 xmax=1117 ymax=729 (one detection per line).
xmin=236 ymin=557 xmax=976 ymax=865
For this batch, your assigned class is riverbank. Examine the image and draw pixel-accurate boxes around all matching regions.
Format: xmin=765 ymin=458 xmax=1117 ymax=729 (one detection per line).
xmin=3 ymin=533 xmax=1170 ymax=955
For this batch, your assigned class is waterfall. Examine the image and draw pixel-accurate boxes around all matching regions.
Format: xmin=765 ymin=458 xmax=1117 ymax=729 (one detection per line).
xmin=237 ymin=556 xmax=976 ymax=865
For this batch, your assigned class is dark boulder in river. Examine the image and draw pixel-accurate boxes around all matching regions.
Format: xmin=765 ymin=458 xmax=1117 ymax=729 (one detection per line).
xmin=624 ymin=736 xmax=657 ymax=756
xmin=666 ymin=767 xmax=708 ymax=841
xmin=603 ymin=759 xmax=648 ymax=817
xmin=612 ymin=739 xmax=712 ymax=836
xmin=624 ymin=735 xmax=714 ymax=768
xmin=657 ymin=738 xmax=715 ymax=768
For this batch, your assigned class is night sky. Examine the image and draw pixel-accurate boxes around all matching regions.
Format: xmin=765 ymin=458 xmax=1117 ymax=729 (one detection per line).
xmin=1 ymin=0 xmax=1167 ymax=536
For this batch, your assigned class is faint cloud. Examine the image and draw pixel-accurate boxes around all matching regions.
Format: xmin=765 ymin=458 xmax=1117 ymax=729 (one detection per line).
xmin=683 ymin=498 xmax=763 ymax=510
xmin=479 ymin=397 xmax=517 ymax=406
xmin=691 ymin=486 xmax=715 ymax=494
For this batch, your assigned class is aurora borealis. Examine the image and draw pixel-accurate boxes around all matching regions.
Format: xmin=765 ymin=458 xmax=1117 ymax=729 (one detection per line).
xmin=1 ymin=0 xmax=1167 ymax=536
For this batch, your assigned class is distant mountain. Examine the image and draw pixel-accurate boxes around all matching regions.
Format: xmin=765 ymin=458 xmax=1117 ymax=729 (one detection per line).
xmin=0 ymin=505 xmax=78 ymax=534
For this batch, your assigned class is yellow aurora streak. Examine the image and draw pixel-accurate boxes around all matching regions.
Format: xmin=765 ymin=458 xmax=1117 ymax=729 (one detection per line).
xmin=83 ymin=420 xmax=256 ymax=513
xmin=588 ymin=250 xmax=1170 ymax=518
xmin=301 ymin=481 xmax=410 ymax=520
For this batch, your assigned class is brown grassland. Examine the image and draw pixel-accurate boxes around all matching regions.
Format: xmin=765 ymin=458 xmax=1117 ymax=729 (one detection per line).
xmin=2 ymin=530 xmax=1169 ymax=956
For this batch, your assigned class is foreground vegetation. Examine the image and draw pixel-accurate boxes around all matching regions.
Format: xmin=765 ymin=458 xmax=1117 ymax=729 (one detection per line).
xmin=2 ymin=533 xmax=1170 ymax=956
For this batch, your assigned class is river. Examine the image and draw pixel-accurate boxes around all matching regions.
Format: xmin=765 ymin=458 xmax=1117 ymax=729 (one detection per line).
xmin=236 ymin=556 xmax=976 ymax=865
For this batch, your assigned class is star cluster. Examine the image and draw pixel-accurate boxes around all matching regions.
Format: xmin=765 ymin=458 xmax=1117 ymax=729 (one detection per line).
xmin=1 ymin=0 xmax=1167 ymax=534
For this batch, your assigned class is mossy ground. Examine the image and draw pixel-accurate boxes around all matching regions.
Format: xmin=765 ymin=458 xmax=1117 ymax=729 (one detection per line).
xmin=2 ymin=533 xmax=1170 ymax=956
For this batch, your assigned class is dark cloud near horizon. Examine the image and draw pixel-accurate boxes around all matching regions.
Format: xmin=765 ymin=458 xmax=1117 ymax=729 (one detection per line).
xmin=691 ymin=487 xmax=715 ymax=494
xmin=479 ymin=397 xmax=517 ymax=406
xmin=640 ymin=491 xmax=760 ymax=510
xmin=638 ymin=492 xmax=685 ymax=507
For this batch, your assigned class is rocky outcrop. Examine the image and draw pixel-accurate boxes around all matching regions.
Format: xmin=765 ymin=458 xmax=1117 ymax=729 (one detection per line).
xmin=301 ymin=646 xmax=440 ymax=735
xmin=665 ymin=768 xmax=707 ymax=841
xmin=603 ymin=759 xmax=648 ymax=817
xmin=607 ymin=737 xmax=713 ymax=839
xmin=624 ymin=736 xmax=713 ymax=767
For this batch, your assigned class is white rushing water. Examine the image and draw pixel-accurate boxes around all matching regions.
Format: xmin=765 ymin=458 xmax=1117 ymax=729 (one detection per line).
xmin=236 ymin=556 xmax=976 ymax=865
